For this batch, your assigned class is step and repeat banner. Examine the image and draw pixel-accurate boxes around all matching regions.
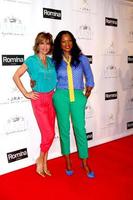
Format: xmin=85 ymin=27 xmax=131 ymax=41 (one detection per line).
xmin=0 ymin=0 xmax=133 ymax=175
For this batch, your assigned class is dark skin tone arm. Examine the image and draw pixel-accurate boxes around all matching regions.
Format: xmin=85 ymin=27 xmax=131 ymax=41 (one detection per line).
xmin=85 ymin=86 xmax=93 ymax=98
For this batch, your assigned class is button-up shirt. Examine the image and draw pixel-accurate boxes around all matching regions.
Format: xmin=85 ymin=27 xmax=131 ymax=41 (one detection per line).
xmin=56 ymin=54 xmax=94 ymax=90
xmin=25 ymin=55 xmax=57 ymax=92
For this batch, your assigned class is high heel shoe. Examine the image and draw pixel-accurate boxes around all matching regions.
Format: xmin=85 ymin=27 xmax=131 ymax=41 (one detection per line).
xmin=65 ymin=169 xmax=74 ymax=176
xmin=87 ymin=171 xmax=95 ymax=178
xmin=36 ymin=169 xmax=46 ymax=177
xmin=36 ymin=159 xmax=45 ymax=177
xmin=44 ymin=169 xmax=52 ymax=176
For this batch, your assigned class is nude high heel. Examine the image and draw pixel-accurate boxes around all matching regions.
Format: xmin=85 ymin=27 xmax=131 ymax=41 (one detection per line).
xmin=43 ymin=169 xmax=52 ymax=176
xmin=36 ymin=158 xmax=45 ymax=177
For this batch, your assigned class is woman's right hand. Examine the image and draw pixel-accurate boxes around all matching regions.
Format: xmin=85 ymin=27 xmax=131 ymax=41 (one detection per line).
xmin=24 ymin=91 xmax=39 ymax=100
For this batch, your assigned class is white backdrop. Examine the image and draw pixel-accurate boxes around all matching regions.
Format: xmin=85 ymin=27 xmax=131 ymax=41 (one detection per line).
xmin=0 ymin=0 xmax=133 ymax=175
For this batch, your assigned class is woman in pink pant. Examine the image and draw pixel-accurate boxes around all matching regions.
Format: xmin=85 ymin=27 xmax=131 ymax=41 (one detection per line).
xmin=13 ymin=32 xmax=57 ymax=177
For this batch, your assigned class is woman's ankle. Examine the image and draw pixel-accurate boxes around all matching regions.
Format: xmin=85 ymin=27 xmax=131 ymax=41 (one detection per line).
xmin=65 ymin=155 xmax=72 ymax=170
xmin=82 ymin=158 xmax=91 ymax=173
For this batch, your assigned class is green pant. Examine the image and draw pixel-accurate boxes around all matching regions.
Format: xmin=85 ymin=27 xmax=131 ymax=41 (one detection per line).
xmin=53 ymin=89 xmax=88 ymax=159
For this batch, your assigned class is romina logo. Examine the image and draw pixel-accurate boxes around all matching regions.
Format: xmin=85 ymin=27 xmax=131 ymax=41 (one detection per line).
xmin=105 ymin=91 xmax=117 ymax=100
xmin=127 ymin=121 xmax=133 ymax=129
xmin=86 ymin=132 xmax=93 ymax=140
xmin=43 ymin=8 xmax=61 ymax=20
xmin=2 ymin=55 xmax=24 ymax=66
xmin=86 ymin=55 xmax=93 ymax=64
xmin=7 ymin=148 xmax=28 ymax=163
xmin=105 ymin=17 xmax=118 ymax=27
xmin=128 ymin=56 xmax=133 ymax=63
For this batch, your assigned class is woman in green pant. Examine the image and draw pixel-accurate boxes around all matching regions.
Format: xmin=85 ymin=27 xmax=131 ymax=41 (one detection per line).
xmin=52 ymin=30 xmax=95 ymax=178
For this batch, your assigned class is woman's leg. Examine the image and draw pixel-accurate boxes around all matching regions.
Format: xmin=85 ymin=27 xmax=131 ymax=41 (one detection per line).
xmin=65 ymin=154 xmax=72 ymax=171
xmin=43 ymin=151 xmax=52 ymax=176
xmin=70 ymin=91 xmax=94 ymax=176
xmin=31 ymin=91 xmax=55 ymax=176
xmin=53 ymin=90 xmax=70 ymax=156
xmin=36 ymin=152 xmax=45 ymax=177
xmin=82 ymin=158 xmax=91 ymax=173
xmin=53 ymin=90 xmax=72 ymax=171
xmin=70 ymin=91 xmax=88 ymax=159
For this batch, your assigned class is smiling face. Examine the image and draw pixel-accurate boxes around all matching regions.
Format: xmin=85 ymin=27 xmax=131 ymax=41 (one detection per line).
xmin=38 ymin=39 xmax=51 ymax=55
xmin=61 ymin=33 xmax=73 ymax=54
xmin=33 ymin=32 xmax=53 ymax=55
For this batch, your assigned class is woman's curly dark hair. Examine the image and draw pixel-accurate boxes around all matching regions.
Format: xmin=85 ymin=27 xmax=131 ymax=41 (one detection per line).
xmin=52 ymin=30 xmax=82 ymax=69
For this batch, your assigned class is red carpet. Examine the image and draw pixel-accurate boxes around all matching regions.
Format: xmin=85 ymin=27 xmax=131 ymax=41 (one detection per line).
xmin=0 ymin=135 xmax=133 ymax=200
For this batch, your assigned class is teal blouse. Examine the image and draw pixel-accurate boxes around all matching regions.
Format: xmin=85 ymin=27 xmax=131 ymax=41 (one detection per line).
xmin=24 ymin=55 xmax=57 ymax=92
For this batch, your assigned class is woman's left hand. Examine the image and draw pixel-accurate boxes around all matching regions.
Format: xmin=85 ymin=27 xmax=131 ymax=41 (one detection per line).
xmin=85 ymin=86 xmax=93 ymax=98
xmin=85 ymin=90 xmax=91 ymax=98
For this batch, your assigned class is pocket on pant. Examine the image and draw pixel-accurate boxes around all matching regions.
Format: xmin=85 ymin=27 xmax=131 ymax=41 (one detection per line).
xmin=81 ymin=92 xmax=87 ymax=101
xmin=80 ymin=94 xmax=87 ymax=107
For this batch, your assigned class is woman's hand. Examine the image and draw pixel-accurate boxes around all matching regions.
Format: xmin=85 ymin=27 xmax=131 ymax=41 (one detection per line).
xmin=85 ymin=86 xmax=93 ymax=98
xmin=24 ymin=91 xmax=39 ymax=100
xmin=30 ymin=80 xmax=36 ymax=88
xmin=85 ymin=90 xmax=91 ymax=98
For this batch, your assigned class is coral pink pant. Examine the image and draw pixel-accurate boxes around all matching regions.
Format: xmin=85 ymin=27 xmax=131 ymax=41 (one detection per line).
xmin=31 ymin=90 xmax=55 ymax=152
